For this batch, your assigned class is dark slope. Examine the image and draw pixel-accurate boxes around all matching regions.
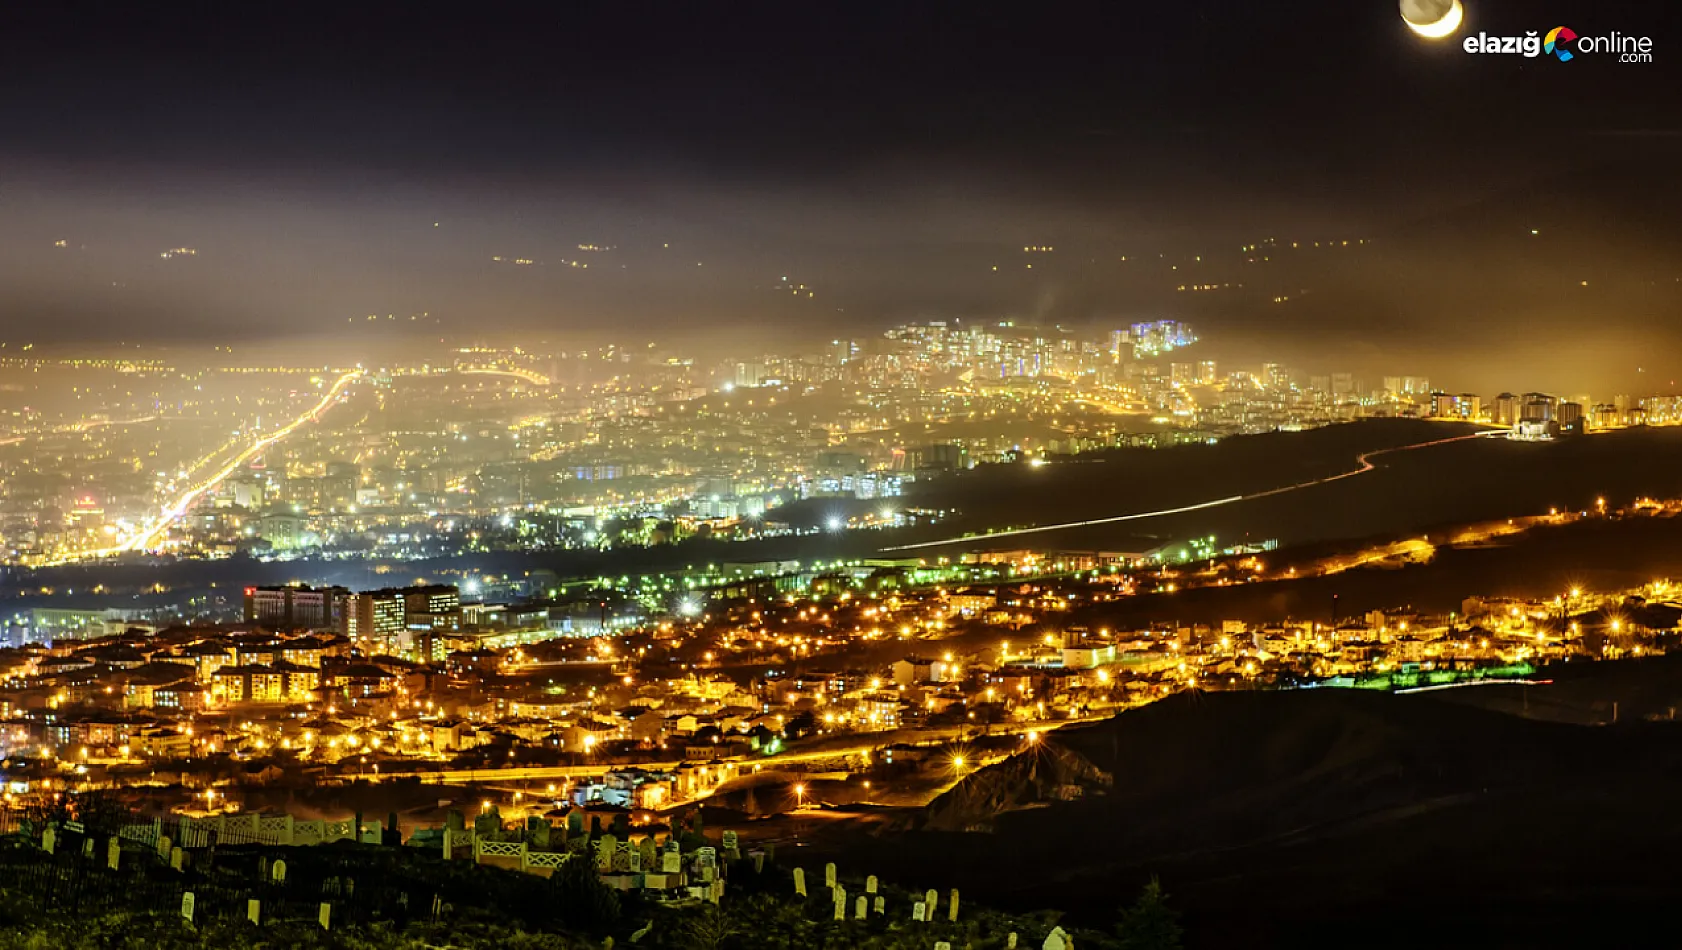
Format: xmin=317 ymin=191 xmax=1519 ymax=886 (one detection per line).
xmin=845 ymin=688 xmax=1682 ymax=948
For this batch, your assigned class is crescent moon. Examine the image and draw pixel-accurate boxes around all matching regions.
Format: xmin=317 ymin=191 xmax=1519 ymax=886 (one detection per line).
xmin=1405 ymin=0 xmax=1464 ymax=39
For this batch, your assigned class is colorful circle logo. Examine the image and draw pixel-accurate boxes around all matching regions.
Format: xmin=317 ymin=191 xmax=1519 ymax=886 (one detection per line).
xmin=1545 ymin=26 xmax=1578 ymax=61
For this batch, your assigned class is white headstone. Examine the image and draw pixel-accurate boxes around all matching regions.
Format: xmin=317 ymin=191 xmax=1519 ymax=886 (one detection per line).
xmin=247 ymin=899 xmax=261 ymax=925
xmin=936 ymin=943 xmax=953 ymax=950
xmin=722 ymin=830 xmax=738 ymax=851
xmin=272 ymin=859 xmax=287 ymax=884
xmin=41 ymin=827 xmax=54 ymax=854
xmin=825 ymin=862 xmax=837 ymax=887
xmin=107 ymin=837 xmax=121 ymax=871
xmin=157 ymin=835 xmax=172 ymax=860
xmin=866 ymin=874 xmax=878 ymax=894
xmin=662 ymin=850 xmax=682 ymax=873
xmin=913 ymin=901 xmax=926 ymax=922
xmin=628 ymin=848 xmax=642 ymax=872
xmin=855 ymin=896 xmax=867 ymax=920
xmin=1007 ymin=934 xmax=1018 ymax=949
xmin=873 ymin=895 xmax=885 ymax=914
xmin=171 ymin=847 xmax=184 ymax=872
xmin=924 ymin=889 xmax=939 ymax=915
xmin=793 ymin=867 xmax=807 ymax=897
xmin=319 ymin=902 xmax=331 ymax=930
xmin=1043 ymin=926 xmax=1069 ymax=950
xmin=833 ymin=896 xmax=845 ymax=921
xmin=181 ymin=892 xmax=195 ymax=923
xmin=82 ymin=838 xmax=94 ymax=859
xmin=949 ymin=887 xmax=960 ymax=921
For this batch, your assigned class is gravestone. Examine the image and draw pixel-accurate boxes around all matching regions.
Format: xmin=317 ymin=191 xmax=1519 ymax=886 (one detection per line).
xmin=106 ymin=837 xmax=120 ymax=871
xmin=596 ymin=834 xmax=617 ymax=871
xmin=273 ymin=859 xmax=287 ymax=884
xmin=832 ymin=895 xmax=845 ymax=921
xmin=446 ymin=809 xmax=465 ymax=833
xmin=567 ymin=810 xmax=584 ymax=835
xmin=82 ymin=838 xmax=94 ymax=859
xmin=170 ymin=847 xmax=185 ymax=872
xmin=1043 ymin=926 xmax=1069 ymax=950
xmin=662 ymin=850 xmax=682 ymax=874
xmin=936 ymin=944 xmax=952 ymax=950
xmin=824 ymin=862 xmax=837 ymax=888
xmin=866 ymin=874 xmax=878 ymax=894
xmin=628 ymin=847 xmax=642 ymax=872
xmin=247 ymin=899 xmax=261 ymax=926
xmin=855 ymin=896 xmax=867 ymax=920
xmin=1007 ymin=934 xmax=1018 ymax=949
xmin=612 ymin=841 xmax=633 ymax=872
xmin=473 ymin=808 xmax=500 ymax=837
xmin=793 ymin=868 xmax=807 ymax=897
xmin=751 ymin=851 xmax=765 ymax=873
xmin=709 ymin=879 xmax=723 ymax=904
xmin=949 ymin=888 xmax=960 ymax=921
xmin=181 ymin=892 xmax=195 ymax=923
xmin=913 ymin=901 xmax=926 ymax=922
xmin=157 ymin=835 xmax=172 ymax=860
xmin=873 ymin=895 xmax=885 ymax=915
xmin=722 ymin=830 xmax=738 ymax=857
xmin=319 ymin=903 xmax=331 ymax=930
xmin=41 ymin=827 xmax=54 ymax=854
xmin=639 ymin=838 xmax=658 ymax=872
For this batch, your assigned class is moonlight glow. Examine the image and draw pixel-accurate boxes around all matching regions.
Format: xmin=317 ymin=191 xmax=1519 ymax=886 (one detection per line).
xmin=1402 ymin=0 xmax=1463 ymax=39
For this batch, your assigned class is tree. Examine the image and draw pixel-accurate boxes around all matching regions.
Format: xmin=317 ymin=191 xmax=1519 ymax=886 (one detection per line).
xmin=1116 ymin=877 xmax=1182 ymax=950
xmin=552 ymin=851 xmax=622 ymax=932
xmin=674 ymin=905 xmax=740 ymax=950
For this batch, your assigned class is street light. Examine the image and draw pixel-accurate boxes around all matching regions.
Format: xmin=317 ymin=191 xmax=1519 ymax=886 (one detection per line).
xmin=793 ymin=783 xmax=806 ymax=809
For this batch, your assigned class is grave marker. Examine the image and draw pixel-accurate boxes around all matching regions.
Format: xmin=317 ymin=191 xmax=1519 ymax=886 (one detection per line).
xmin=180 ymin=892 xmax=195 ymax=923
xmin=247 ymin=899 xmax=261 ymax=926
xmin=793 ymin=867 xmax=807 ymax=897
xmin=319 ymin=903 xmax=331 ymax=930
xmin=855 ymin=896 xmax=867 ymax=920
xmin=107 ymin=837 xmax=121 ymax=871
xmin=949 ymin=888 xmax=960 ymax=921
xmin=273 ymin=859 xmax=287 ymax=884
xmin=913 ymin=901 xmax=926 ymax=922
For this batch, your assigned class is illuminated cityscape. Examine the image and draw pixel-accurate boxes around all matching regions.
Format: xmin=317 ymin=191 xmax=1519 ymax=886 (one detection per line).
xmin=1 ymin=2 xmax=1679 ymax=948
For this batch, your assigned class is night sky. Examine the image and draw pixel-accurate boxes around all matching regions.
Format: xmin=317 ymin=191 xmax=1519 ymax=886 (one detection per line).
xmin=0 ymin=1 xmax=1678 ymax=391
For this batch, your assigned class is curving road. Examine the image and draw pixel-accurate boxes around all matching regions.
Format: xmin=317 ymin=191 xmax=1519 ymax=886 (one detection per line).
xmin=882 ymin=429 xmax=1496 ymax=553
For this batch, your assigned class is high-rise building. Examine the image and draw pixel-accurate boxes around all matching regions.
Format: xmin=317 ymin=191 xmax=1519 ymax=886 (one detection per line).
xmin=1196 ymin=360 xmax=1218 ymax=385
xmin=245 ymin=585 xmax=350 ymax=630
xmin=1521 ymin=393 xmax=1557 ymax=423
xmin=1492 ymin=393 xmax=1520 ymax=426
xmin=1430 ymin=392 xmax=1482 ymax=420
